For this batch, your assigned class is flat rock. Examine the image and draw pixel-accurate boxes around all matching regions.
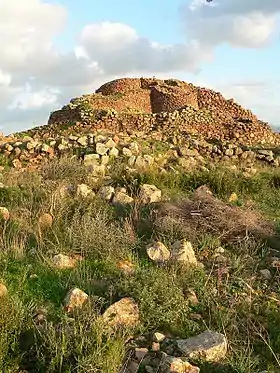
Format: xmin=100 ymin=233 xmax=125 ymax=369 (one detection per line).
xmin=112 ymin=190 xmax=134 ymax=205
xmin=176 ymin=330 xmax=227 ymax=362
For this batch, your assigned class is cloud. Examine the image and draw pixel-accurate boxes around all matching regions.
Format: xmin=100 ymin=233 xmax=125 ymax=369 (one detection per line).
xmin=184 ymin=0 xmax=280 ymax=48
xmin=77 ymin=22 xmax=213 ymax=75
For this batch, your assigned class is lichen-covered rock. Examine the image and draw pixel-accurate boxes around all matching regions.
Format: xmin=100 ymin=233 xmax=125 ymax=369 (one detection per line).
xmin=140 ymin=184 xmax=162 ymax=204
xmin=96 ymin=142 xmax=108 ymax=155
xmin=170 ymin=240 xmax=198 ymax=265
xmin=64 ymin=288 xmax=88 ymax=312
xmin=103 ymin=297 xmax=139 ymax=328
xmin=146 ymin=241 xmax=171 ymax=263
xmin=52 ymin=254 xmax=80 ymax=269
xmin=98 ymin=186 xmax=115 ymax=201
xmin=176 ymin=330 xmax=227 ymax=362
xmin=112 ymin=188 xmax=134 ymax=205
xmin=160 ymin=356 xmax=200 ymax=373
xmin=76 ymin=184 xmax=95 ymax=198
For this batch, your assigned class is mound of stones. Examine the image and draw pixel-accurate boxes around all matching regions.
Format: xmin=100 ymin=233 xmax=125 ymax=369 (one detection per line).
xmin=1 ymin=130 xmax=280 ymax=171
xmin=26 ymin=77 xmax=279 ymax=146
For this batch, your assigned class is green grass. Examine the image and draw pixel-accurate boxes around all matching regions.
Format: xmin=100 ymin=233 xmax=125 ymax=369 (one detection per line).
xmin=0 ymin=157 xmax=280 ymax=372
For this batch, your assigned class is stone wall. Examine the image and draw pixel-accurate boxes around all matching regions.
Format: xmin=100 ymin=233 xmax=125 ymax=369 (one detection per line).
xmin=43 ymin=107 xmax=280 ymax=147
xmin=45 ymin=77 xmax=277 ymax=147
xmin=1 ymin=130 xmax=279 ymax=171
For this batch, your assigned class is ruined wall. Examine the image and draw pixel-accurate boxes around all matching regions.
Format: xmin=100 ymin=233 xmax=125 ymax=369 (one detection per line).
xmin=197 ymin=88 xmax=257 ymax=122
xmin=43 ymin=77 xmax=279 ymax=147
xmin=34 ymin=107 xmax=280 ymax=147
xmin=150 ymin=85 xmax=198 ymax=112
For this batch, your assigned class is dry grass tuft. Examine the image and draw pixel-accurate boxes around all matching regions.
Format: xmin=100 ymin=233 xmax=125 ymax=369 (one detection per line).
xmin=155 ymin=188 xmax=275 ymax=244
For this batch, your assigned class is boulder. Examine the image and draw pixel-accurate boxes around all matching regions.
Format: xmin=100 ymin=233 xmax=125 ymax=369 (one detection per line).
xmin=64 ymin=288 xmax=89 ymax=313
xmin=171 ymin=240 xmax=198 ymax=265
xmin=103 ymin=297 xmax=139 ymax=328
xmin=147 ymin=242 xmax=171 ymax=263
xmin=76 ymin=184 xmax=94 ymax=198
xmin=176 ymin=330 xmax=227 ymax=362
xmin=140 ymin=184 xmax=162 ymax=204
xmin=52 ymin=254 xmax=80 ymax=269
xmin=98 ymin=186 xmax=115 ymax=201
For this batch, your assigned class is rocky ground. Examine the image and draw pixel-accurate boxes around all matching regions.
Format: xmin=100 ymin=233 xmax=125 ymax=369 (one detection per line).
xmin=0 ymin=132 xmax=280 ymax=372
xmin=0 ymin=77 xmax=280 ymax=372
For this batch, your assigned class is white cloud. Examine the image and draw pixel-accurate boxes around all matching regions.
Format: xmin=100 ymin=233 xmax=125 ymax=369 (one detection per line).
xmin=183 ymin=0 xmax=280 ymax=48
xmin=9 ymin=84 xmax=60 ymax=110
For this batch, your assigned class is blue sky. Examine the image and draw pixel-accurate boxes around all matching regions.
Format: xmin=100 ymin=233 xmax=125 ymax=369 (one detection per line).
xmin=1 ymin=0 xmax=280 ymax=133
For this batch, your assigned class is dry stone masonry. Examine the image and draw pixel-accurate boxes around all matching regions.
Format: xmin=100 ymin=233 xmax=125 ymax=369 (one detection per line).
xmin=1 ymin=77 xmax=280 ymax=171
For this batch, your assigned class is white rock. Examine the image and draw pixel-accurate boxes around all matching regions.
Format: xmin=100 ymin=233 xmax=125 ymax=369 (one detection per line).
xmin=153 ymin=332 xmax=166 ymax=342
xmin=101 ymin=155 xmax=109 ymax=165
xmin=96 ymin=143 xmax=108 ymax=155
xmin=64 ymin=288 xmax=88 ymax=313
xmin=103 ymin=298 xmax=139 ymax=328
xmin=146 ymin=242 xmax=171 ymax=263
xmin=176 ymin=330 xmax=227 ymax=362
xmin=94 ymin=135 xmax=107 ymax=143
xmin=171 ymin=240 xmax=198 ymax=265
xmin=105 ymin=138 xmax=116 ymax=148
xmin=98 ymin=186 xmax=115 ymax=201
xmin=76 ymin=184 xmax=94 ymax=198
xmin=83 ymin=153 xmax=100 ymax=166
xmin=123 ymin=147 xmax=133 ymax=157
xmin=140 ymin=184 xmax=162 ymax=204
xmin=109 ymin=147 xmax=119 ymax=157
xmin=77 ymin=136 xmax=88 ymax=146
xmin=160 ymin=356 xmax=200 ymax=373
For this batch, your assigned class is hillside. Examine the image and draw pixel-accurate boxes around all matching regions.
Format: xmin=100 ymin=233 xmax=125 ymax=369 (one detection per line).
xmin=0 ymin=78 xmax=280 ymax=372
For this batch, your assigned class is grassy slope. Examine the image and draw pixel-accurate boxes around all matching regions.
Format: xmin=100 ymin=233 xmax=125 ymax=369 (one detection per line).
xmin=0 ymin=157 xmax=280 ymax=372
